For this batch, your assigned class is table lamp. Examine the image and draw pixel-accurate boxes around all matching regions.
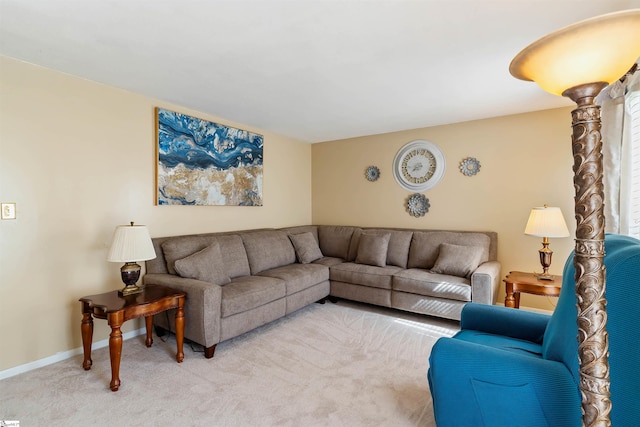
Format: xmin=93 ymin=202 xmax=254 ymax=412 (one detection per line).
xmin=510 ymin=9 xmax=640 ymax=426
xmin=107 ymin=222 xmax=157 ymax=296
xmin=524 ymin=205 xmax=570 ymax=280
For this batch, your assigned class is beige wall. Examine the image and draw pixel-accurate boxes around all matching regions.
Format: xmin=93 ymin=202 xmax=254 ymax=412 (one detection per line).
xmin=1 ymin=54 xmax=579 ymax=373
xmin=0 ymin=56 xmax=312 ymax=371
xmin=312 ymin=108 xmax=577 ymax=311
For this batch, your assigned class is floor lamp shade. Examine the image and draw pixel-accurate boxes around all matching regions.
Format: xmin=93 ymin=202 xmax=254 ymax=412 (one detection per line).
xmin=510 ymin=9 xmax=640 ymax=426
xmin=107 ymin=222 xmax=156 ymax=296
xmin=510 ymin=10 xmax=640 ymax=96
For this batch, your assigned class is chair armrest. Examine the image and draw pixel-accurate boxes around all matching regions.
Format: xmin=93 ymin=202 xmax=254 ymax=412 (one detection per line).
xmin=428 ymin=337 xmax=580 ymax=427
xmin=144 ymin=273 xmax=222 ymax=348
xmin=461 ymin=303 xmax=550 ymax=344
xmin=470 ymin=260 xmax=500 ymax=304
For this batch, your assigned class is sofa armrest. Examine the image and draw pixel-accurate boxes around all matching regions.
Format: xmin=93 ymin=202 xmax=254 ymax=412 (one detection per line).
xmin=143 ymin=273 xmax=222 ymax=348
xmin=470 ymin=260 xmax=500 ymax=304
xmin=460 ymin=303 xmax=550 ymax=343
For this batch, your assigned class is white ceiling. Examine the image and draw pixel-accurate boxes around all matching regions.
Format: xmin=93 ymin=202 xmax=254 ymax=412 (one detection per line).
xmin=1 ymin=0 xmax=638 ymax=142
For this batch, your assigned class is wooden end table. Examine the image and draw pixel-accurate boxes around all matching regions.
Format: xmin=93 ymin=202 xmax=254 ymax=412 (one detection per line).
xmin=79 ymin=285 xmax=186 ymax=391
xmin=503 ymin=271 xmax=562 ymax=309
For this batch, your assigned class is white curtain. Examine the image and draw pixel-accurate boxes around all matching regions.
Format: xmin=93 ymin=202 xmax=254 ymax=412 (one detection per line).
xmin=597 ymin=61 xmax=640 ymax=238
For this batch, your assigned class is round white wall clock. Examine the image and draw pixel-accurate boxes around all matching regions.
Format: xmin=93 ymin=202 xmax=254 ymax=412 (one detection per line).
xmin=393 ymin=140 xmax=446 ymax=192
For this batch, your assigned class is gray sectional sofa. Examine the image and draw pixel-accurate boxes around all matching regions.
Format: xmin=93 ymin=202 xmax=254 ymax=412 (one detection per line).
xmin=144 ymin=225 xmax=499 ymax=358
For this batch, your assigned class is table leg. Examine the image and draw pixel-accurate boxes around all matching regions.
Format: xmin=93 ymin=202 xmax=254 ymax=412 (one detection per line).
xmin=81 ymin=307 xmax=93 ymax=370
xmin=107 ymin=314 xmax=123 ymax=392
xmin=145 ymin=316 xmax=154 ymax=348
xmin=515 ymin=292 xmax=521 ymax=309
xmin=175 ymin=301 xmax=185 ymax=363
xmin=505 ymin=282 xmax=516 ymax=308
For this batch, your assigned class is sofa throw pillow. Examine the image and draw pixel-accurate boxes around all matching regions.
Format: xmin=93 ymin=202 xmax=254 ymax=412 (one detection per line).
xmin=355 ymin=232 xmax=391 ymax=267
xmin=174 ymin=242 xmax=231 ymax=286
xmin=431 ymin=243 xmax=483 ymax=278
xmin=162 ymin=235 xmax=209 ymax=275
xmin=289 ymin=232 xmax=323 ymax=264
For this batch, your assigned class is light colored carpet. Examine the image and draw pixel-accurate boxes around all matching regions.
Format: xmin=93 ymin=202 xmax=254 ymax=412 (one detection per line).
xmin=0 ymin=301 xmax=458 ymax=426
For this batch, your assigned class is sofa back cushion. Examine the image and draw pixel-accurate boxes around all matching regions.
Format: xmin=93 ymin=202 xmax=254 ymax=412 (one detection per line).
xmin=408 ymin=231 xmax=491 ymax=270
xmin=281 ymin=225 xmax=319 ymax=241
xmin=318 ymin=226 xmax=356 ymax=259
xmin=242 ymin=230 xmax=296 ymax=274
xmin=147 ymin=236 xmax=171 ymax=274
xmin=356 ymin=228 xmax=414 ymax=268
xmin=161 ymin=234 xmax=250 ymax=278
xmin=216 ymin=235 xmax=252 ymax=278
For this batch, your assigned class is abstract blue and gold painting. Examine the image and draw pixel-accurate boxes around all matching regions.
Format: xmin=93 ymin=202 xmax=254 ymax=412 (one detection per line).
xmin=156 ymin=108 xmax=263 ymax=206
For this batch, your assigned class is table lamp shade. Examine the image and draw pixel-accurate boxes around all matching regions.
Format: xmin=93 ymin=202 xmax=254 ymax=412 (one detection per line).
xmin=107 ymin=223 xmax=156 ymax=263
xmin=524 ymin=206 xmax=570 ymax=238
xmin=509 ymin=10 xmax=640 ymax=96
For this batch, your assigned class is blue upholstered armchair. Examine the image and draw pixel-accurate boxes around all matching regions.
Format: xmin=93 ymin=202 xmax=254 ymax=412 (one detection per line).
xmin=427 ymin=234 xmax=640 ymax=426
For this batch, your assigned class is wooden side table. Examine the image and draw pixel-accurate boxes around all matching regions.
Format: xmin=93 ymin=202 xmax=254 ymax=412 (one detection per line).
xmin=503 ymin=271 xmax=562 ymax=309
xmin=79 ymin=285 xmax=186 ymax=391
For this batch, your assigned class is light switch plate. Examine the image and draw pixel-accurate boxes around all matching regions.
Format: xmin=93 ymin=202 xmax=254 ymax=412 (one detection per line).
xmin=1 ymin=202 xmax=16 ymax=220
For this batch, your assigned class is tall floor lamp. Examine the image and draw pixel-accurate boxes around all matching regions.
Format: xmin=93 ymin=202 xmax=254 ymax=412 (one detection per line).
xmin=509 ymin=10 xmax=640 ymax=427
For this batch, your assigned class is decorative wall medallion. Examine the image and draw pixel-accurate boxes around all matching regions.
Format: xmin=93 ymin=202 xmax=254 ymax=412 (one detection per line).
xmin=365 ymin=165 xmax=381 ymax=182
xmin=459 ymin=157 xmax=481 ymax=176
xmin=393 ymin=140 xmax=446 ymax=192
xmin=406 ymin=193 xmax=430 ymax=217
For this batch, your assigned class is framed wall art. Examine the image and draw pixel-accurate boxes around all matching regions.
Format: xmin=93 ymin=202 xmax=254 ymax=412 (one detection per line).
xmin=156 ymin=108 xmax=263 ymax=206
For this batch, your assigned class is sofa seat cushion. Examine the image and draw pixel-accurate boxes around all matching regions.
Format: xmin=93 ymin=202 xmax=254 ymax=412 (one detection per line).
xmin=330 ymin=262 xmax=402 ymax=290
xmin=221 ymin=276 xmax=286 ymax=318
xmin=312 ymin=256 xmax=345 ymax=267
xmin=393 ymin=269 xmax=472 ymax=302
xmin=258 ymin=263 xmax=329 ymax=295
xmin=453 ymin=330 xmax=543 ymax=358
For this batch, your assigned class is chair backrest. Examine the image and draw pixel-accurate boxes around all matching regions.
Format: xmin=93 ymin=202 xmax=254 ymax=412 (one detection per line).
xmin=542 ymin=234 xmax=640 ymax=425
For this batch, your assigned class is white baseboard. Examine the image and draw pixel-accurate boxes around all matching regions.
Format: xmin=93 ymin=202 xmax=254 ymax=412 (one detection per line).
xmin=0 ymin=328 xmax=145 ymax=381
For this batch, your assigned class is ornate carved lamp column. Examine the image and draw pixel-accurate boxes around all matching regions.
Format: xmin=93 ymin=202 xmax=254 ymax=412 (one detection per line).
xmin=509 ymin=10 xmax=640 ymax=427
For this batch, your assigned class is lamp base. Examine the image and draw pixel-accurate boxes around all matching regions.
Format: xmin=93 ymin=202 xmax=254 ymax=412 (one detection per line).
xmin=537 ymin=239 xmax=554 ymax=282
xmin=118 ymin=262 xmax=143 ymax=296
xmin=119 ymin=284 xmax=143 ymax=296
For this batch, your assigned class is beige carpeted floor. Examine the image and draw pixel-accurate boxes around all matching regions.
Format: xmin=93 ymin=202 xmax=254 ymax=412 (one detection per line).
xmin=0 ymin=300 xmax=459 ymax=426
